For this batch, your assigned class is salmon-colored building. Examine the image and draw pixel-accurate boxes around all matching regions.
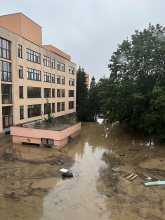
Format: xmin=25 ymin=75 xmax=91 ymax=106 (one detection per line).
xmin=0 ymin=13 xmax=76 ymax=135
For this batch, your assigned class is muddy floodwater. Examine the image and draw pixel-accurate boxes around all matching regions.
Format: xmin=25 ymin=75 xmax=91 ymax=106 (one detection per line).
xmin=0 ymin=120 xmax=165 ymax=220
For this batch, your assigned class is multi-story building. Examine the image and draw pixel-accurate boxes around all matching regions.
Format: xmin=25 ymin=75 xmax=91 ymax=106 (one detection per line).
xmin=85 ymin=74 xmax=89 ymax=89
xmin=0 ymin=13 xmax=76 ymax=134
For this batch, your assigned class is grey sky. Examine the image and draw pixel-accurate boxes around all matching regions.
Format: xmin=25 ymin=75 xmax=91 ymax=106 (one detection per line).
xmin=1 ymin=0 xmax=165 ymax=82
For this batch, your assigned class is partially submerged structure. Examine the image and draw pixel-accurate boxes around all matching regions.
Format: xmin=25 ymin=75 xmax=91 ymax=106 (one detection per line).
xmin=11 ymin=119 xmax=81 ymax=149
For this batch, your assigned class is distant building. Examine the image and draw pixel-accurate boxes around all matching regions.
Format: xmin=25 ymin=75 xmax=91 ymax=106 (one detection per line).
xmin=0 ymin=13 xmax=76 ymax=134
xmin=85 ymin=74 xmax=89 ymax=89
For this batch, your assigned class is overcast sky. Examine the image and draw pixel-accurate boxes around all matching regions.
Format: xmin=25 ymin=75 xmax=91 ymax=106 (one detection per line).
xmin=1 ymin=0 xmax=165 ymax=82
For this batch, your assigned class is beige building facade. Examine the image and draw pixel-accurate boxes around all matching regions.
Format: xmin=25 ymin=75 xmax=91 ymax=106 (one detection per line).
xmin=0 ymin=13 xmax=76 ymax=134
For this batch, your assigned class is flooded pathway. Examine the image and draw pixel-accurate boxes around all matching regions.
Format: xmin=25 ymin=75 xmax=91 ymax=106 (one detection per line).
xmin=0 ymin=119 xmax=165 ymax=219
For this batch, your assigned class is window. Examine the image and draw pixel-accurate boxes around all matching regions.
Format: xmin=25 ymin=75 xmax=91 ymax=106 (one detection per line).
xmin=61 ymin=63 xmax=65 ymax=72
xmin=27 ymin=87 xmax=41 ymax=98
xmin=57 ymin=75 xmax=60 ymax=84
xmin=44 ymin=72 xmax=51 ymax=82
xmin=62 ymin=89 xmax=65 ymax=97
xmin=1 ymin=84 xmax=12 ymax=104
xmin=52 ymin=103 xmax=55 ymax=113
xmin=20 ymin=106 xmax=24 ymax=120
xmin=2 ymin=106 xmax=13 ymax=128
xmin=27 ymin=68 xmax=41 ymax=81
xmin=43 ymin=55 xmax=51 ymax=67
xmin=0 ymin=38 xmax=10 ymax=59
xmin=19 ymin=66 xmax=23 ymax=78
xmin=19 ymin=86 xmax=23 ymax=98
xmin=57 ymin=61 xmax=60 ymax=70
xmin=69 ymin=101 xmax=74 ymax=109
xmin=62 ymin=102 xmax=65 ymax=111
xmin=69 ymin=78 xmax=74 ymax=86
xmin=0 ymin=61 xmax=11 ymax=82
xmin=61 ymin=76 xmax=65 ymax=85
xmin=44 ymin=103 xmax=51 ymax=114
xmin=26 ymin=48 xmax=40 ymax=64
xmin=69 ymin=90 xmax=74 ymax=97
xmin=18 ymin=45 xmax=22 ymax=58
xmin=44 ymin=88 xmax=51 ymax=98
xmin=52 ymin=59 xmax=55 ymax=69
xmin=86 ymin=77 xmax=88 ymax=82
xmin=57 ymin=102 xmax=61 ymax=112
xmin=52 ymin=88 xmax=55 ymax=98
xmin=28 ymin=104 xmax=41 ymax=118
xmin=52 ymin=74 xmax=55 ymax=83
xmin=57 ymin=89 xmax=61 ymax=97
xmin=69 ymin=67 xmax=74 ymax=75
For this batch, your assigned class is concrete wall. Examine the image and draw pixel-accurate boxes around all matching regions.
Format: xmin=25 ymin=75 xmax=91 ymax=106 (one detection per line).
xmin=0 ymin=13 xmax=42 ymax=46
xmin=10 ymin=122 xmax=81 ymax=148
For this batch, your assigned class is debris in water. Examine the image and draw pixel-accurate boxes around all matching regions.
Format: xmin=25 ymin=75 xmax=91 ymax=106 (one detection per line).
xmin=62 ymin=172 xmax=73 ymax=179
xmin=126 ymin=173 xmax=134 ymax=180
xmin=131 ymin=175 xmax=138 ymax=181
xmin=144 ymin=181 xmax=165 ymax=186
xmin=59 ymin=168 xmax=68 ymax=173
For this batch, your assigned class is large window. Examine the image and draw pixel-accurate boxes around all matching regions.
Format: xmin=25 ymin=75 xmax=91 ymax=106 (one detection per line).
xmin=1 ymin=84 xmax=12 ymax=104
xmin=61 ymin=63 xmax=65 ymax=72
xmin=52 ymin=59 xmax=55 ymax=69
xmin=52 ymin=88 xmax=55 ymax=98
xmin=69 ymin=101 xmax=74 ymax=109
xmin=69 ymin=90 xmax=74 ymax=97
xmin=62 ymin=102 xmax=65 ymax=111
xmin=62 ymin=89 xmax=65 ymax=97
xmin=28 ymin=104 xmax=41 ymax=118
xmin=26 ymin=48 xmax=40 ymax=63
xmin=52 ymin=74 xmax=55 ymax=83
xmin=2 ymin=106 xmax=13 ymax=128
xmin=44 ymin=88 xmax=51 ymax=98
xmin=57 ymin=75 xmax=60 ymax=84
xmin=57 ymin=89 xmax=61 ymax=97
xmin=27 ymin=68 xmax=41 ymax=81
xmin=19 ymin=86 xmax=23 ymax=99
xmin=69 ymin=67 xmax=74 ymax=75
xmin=20 ymin=106 xmax=24 ymax=120
xmin=43 ymin=55 xmax=51 ymax=67
xmin=0 ymin=61 xmax=11 ymax=82
xmin=18 ymin=45 xmax=22 ymax=58
xmin=61 ymin=76 xmax=65 ymax=85
xmin=57 ymin=61 xmax=60 ymax=70
xmin=57 ymin=102 xmax=61 ymax=112
xmin=69 ymin=78 xmax=74 ymax=86
xmin=0 ymin=38 xmax=10 ymax=59
xmin=27 ymin=87 xmax=41 ymax=98
xmin=52 ymin=103 xmax=55 ymax=113
xmin=44 ymin=72 xmax=51 ymax=82
xmin=19 ymin=66 xmax=23 ymax=78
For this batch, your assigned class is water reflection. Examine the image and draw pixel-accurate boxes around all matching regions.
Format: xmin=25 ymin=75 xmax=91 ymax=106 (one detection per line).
xmin=41 ymin=142 xmax=109 ymax=220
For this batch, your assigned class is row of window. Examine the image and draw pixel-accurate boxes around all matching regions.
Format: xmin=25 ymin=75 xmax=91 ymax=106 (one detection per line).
xmin=22 ymin=101 xmax=74 ymax=119
xmin=18 ymin=45 xmax=73 ymax=73
xmin=1 ymin=84 xmax=75 ymax=104
xmin=0 ymin=38 xmax=74 ymax=74
xmin=19 ymin=87 xmax=74 ymax=99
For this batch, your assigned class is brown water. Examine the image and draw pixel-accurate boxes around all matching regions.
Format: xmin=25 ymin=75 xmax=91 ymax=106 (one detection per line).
xmin=0 ymin=120 xmax=165 ymax=220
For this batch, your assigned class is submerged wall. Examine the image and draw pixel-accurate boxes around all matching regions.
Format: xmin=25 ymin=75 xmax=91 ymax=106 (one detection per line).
xmin=11 ymin=122 xmax=81 ymax=148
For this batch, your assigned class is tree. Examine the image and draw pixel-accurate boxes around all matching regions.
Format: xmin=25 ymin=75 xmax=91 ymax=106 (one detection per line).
xmin=44 ymin=99 xmax=54 ymax=123
xmin=99 ymin=24 xmax=165 ymax=139
xmin=76 ymin=67 xmax=88 ymax=121
xmin=88 ymin=76 xmax=101 ymax=121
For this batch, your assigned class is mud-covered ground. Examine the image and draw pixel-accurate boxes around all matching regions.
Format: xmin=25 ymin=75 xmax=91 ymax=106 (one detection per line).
xmin=0 ymin=120 xmax=165 ymax=220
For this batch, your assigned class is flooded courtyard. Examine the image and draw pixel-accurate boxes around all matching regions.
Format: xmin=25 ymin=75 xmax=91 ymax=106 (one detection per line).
xmin=0 ymin=119 xmax=165 ymax=220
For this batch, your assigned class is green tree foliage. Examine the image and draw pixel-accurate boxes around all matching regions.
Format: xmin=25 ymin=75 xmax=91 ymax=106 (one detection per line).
xmin=99 ymin=24 xmax=165 ymax=139
xmin=88 ymin=76 xmax=101 ymax=121
xmin=76 ymin=67 xmax=88 ymax=121
xmin=44 ymin=99 xmax=54 ymax=123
